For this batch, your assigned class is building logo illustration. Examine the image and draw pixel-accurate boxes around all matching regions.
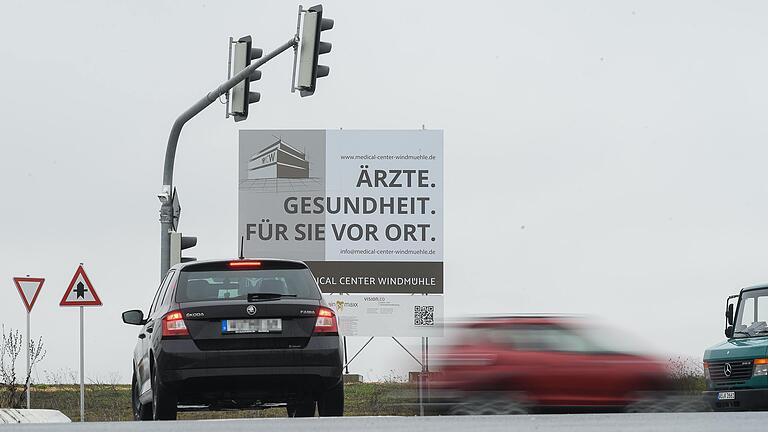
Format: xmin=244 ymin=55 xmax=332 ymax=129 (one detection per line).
xmin=248 ymin=137 xmax=310 ymax=179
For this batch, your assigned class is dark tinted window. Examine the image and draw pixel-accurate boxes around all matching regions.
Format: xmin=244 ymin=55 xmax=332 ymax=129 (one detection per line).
xmin=469 ymin=324 xmax=597 ymax=352
xmin=149 ymin=271 xmax=174 ymax=316
xmin=160 ymin=271 xmax=177 ymax=307
xmin=735 ymin=288 xmax=768 ymax=337
xmin=176 ymin=268 xmax=321 ymax=302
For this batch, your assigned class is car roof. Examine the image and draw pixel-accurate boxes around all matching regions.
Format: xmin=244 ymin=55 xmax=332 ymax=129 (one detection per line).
xmin=452 ymin=314 xmax=584 ymax=328
xmin=741 ymin=283 xmax=768 ymax=293
xmin=170 ymin=258 xmax=309 ymax=272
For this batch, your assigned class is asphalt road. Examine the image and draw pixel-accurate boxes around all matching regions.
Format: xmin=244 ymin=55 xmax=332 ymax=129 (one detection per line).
xmin=3 ymin=413 xmax=768 ymax=432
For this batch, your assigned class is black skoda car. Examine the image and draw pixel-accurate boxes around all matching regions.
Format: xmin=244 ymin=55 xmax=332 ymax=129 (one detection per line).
xmin=121 ymin=259 xmax=343 ymax=420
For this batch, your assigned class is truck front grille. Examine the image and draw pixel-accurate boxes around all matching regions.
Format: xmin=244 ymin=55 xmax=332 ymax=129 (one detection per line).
xmin=708 ymin=360 xmax=753 ymax=386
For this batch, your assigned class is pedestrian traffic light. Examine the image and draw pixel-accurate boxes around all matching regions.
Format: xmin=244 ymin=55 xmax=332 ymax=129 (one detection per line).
xmin=296 ymin=5 xmax=333 ymax=97
xmin=170 ymin=232 xmax=197 ymax=266
xmin=230 ymin=35 xmax=263 ymax=122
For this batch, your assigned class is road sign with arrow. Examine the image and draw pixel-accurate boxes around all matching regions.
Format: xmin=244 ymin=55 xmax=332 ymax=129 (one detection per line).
xmin=60 ymin=263 xmax=102 ymax=422
xmin=60 ymin=265 xmax=102 ymax=307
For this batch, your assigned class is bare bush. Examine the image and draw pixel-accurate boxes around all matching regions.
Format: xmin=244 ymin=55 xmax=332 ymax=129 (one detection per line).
xmin=0 ymin=325 xmax=46 ymax=408
xmin=43 ymin=367 xmax=79 ymax=385
xmin=87 ymin=371 xmax=123 ymax=391
xmin=668 ymin=356 xmax=705 ymax=393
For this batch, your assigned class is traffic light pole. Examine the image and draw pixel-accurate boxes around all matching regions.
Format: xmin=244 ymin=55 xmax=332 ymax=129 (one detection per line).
xmin=159 ymin=37 xmax=297 ymax=279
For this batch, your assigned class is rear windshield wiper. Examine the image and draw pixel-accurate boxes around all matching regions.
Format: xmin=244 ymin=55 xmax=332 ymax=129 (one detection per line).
xmin=247 ymin=293 xmax=297 ymax=302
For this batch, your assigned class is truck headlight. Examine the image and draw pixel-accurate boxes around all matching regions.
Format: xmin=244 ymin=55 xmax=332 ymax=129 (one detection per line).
xmin=703 ymin=362 xmax=710 ymax=380
xmin=754 ymin=359 xmax=768 ymax=376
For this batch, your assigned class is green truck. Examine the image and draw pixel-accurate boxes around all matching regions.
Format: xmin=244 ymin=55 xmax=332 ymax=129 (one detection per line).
xmin=703 ymin=285 xmax=768 ymax=410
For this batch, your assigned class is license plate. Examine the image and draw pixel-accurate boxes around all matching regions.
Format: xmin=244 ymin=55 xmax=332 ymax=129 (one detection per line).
xmin=222 ymin=318 xmax=282 ymax=334
xmin=717 ymin=391 xmax=736 ymax=400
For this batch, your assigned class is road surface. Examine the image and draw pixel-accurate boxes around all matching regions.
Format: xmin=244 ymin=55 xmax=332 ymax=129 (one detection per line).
xmin=3 ymin=412 xmax=767 ymax=431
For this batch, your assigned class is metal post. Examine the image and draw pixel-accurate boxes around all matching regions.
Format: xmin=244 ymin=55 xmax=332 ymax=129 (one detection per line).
xmin=419 ymin=337 xmax=424 ymax=416
xmin=225 ymin=37 xmax=234 ymax=119
xmin=79 ymin=306 xmax=84 ymax=422
xmin=25 ymin=311 xmax=30 ymax=409
xmin=343 ymin=337 xmax=375 ymax=369
xmin=343 ymin=336 xmax=349 ymax=374
xmin=425 ymin=336 xmax=430 ymax=406
xmin=290 ymin=5 xmax=303 ymax=92
xmin=159 ymin=37 xmax=297 ymax=280
xmin=391 ymin=337 xmax=423 ymax=367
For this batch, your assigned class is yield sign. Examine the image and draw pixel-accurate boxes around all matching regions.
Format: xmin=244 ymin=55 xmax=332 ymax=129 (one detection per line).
xmin=60 ymin=265 xmax=102 ymax=307
xmin=13 ymin=277 xmax=45 ymax=312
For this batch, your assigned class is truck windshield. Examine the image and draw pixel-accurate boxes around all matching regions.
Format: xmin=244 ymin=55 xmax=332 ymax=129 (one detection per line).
xmin=734 ymin=288 xmax=768 ymax=338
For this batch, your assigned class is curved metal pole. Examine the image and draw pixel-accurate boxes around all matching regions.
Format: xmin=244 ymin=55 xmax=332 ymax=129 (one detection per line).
xmin=159 ymin=37 xmax=297 ymax=279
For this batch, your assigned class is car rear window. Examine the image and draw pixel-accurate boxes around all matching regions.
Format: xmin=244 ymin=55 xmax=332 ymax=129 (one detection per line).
xmin=175 ymin=263 xmax=322 ymax=302
xmin=460 ymin=324 xmax=599 ymax=352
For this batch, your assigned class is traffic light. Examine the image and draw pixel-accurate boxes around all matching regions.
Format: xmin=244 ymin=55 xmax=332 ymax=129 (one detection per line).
xmin=230 ymin=36 xmax=263 ymax=122
xmin=297 ymin=5 xmax=333 ymax=97
xmin=170 ymin=232 xmax=197 ymax=266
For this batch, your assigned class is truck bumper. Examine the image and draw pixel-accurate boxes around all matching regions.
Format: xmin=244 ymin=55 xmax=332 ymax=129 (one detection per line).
xmin=703 ymin=389 xmax=768 ymax=411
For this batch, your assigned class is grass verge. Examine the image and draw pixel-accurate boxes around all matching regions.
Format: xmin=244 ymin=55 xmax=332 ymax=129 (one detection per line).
xmin=28 ymin=382 xmax=416 ymax=422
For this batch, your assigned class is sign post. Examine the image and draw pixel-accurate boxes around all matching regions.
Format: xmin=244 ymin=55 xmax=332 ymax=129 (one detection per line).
xmin=79 ymin=306 xmax=84 ymax=421
xmin=13 ymin=276 xmax=45 ymax=409
xmin=59 ymin=264 xmax=102 ymax=422
xmin=26 ymin=310 xmax=29 ymax=407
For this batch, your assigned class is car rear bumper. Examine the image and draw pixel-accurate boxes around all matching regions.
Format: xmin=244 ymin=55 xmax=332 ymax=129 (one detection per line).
xmin=167 ymin=367 xmax=342 ymax=405
xmin=704 ymin=388 xmax=768 ymax=411
xmin=154 ymin=335 xmax=343 ymax=404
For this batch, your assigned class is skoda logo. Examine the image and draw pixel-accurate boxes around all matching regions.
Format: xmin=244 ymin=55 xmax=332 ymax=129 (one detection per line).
xmin=724 ymin=363 xmax=733 ymax=377
xmin=246 ymin=305 xmax=257 ymax=316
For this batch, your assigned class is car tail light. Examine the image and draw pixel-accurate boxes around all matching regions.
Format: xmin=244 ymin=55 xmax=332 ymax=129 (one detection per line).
xmin=162 ymin=310 xmax=189 ymax=337
xmin=313 ymin=307 xmax=338 ymax=334
xmin=229 ymin=261 xmax=262 ymax=268
xmin=754 ymin=358 xmax=768 ymax=377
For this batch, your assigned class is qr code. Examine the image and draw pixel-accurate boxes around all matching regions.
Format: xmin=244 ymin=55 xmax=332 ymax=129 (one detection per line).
xmin=414 ymin=305 xmax=435 ymax=326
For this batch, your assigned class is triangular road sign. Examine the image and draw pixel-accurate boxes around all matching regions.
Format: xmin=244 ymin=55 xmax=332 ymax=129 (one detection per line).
xmin=13 ymin=277 xmax=45 ymax=312
xmin=60 ymin=265 xmax=102 ymax=307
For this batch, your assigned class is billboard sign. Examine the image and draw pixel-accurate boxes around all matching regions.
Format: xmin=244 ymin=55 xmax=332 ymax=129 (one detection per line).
xmin=238 ymin=130 xmax=443 ymax=294
xmin=325 ymin=294 xmax=443 ymax=337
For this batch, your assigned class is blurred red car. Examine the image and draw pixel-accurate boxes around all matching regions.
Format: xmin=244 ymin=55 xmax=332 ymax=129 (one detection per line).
xmin=430 ymin=316 xmax=673 ymax=414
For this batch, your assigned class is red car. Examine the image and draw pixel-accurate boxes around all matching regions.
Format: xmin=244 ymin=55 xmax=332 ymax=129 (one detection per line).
xmin=430 ymin=316 xmax=673 ymax=414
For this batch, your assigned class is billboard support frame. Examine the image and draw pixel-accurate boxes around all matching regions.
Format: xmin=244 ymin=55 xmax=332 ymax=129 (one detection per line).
xmin=342 ymin=336 xmax=430 ymax=416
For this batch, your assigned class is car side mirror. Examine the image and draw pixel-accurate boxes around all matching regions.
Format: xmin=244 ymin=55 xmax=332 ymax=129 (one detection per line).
xmin=122 ymin=310 xmax=146 ymax=326
xmin=726 ymin=304 xmax=734 ymax=326
xmin=725 ymin=325 xmax=734 ymax=339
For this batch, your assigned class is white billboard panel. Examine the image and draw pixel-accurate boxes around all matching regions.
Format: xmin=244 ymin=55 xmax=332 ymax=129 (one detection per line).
xmin=238 ymin=130 xmax=444 ymax=294
xmin=324 ymin=294 xmax=443 ymax=337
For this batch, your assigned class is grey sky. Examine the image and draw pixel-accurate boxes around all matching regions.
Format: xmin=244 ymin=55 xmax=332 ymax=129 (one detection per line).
xmin=2 ymin=0 xmax=768 ymax=381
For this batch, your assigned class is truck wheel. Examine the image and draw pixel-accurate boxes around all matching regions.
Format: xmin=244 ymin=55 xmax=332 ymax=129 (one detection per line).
xmin=151 ymin=368 xmax=177 ymax=420
xmin=131 ymin=370 xmax=152 ymax=421
xmin=317 ymin=382 xmax=344 ymax=417
xmin=286 ymin=400 xmax=316 ymax=417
